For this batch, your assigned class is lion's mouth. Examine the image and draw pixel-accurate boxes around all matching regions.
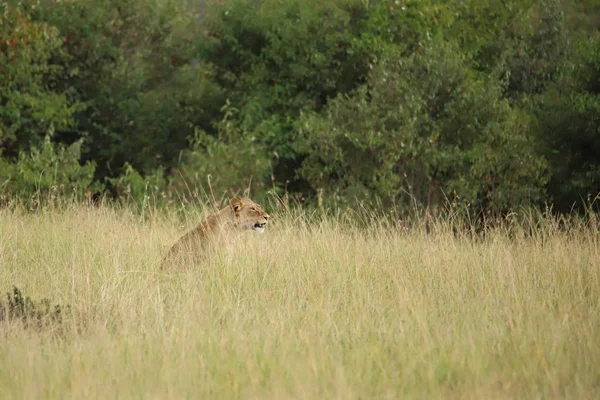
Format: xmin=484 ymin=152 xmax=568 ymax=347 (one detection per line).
xmin=254 ymin=222 xmax=266 ymax=233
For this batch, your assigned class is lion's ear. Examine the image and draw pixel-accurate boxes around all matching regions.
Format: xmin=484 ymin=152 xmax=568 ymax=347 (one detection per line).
xmin=230 ymin=197 xmax=244 ymax=212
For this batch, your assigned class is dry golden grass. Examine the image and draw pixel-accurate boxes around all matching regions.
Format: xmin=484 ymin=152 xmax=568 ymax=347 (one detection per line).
xmin=0 ymin=202 xmax=599 ymax=399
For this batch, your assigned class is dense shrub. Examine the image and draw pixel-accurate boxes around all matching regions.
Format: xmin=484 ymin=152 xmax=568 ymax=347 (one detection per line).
xmin=297 ymin=42 xmax=547 ymax=212
xmin=0 ymin=4 xmax=77 ymax=158
xmin=167 ymin=109 xmax=272 ymax=204
xmin=538 ymin=33 xmax=600 ymax=210
xmin=201 ymin=0 xmax=445 ymax=192
xmin=21 ymin=0 xmax=224 ymax=179
xmin=0 ymin=0 xmax=598 ymax=213
xmin=0 ymin=136 xmax=97 ymax=200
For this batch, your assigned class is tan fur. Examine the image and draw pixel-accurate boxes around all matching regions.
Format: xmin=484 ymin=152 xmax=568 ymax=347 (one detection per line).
xmin=162 ymin=197 xmax=269 ymax=267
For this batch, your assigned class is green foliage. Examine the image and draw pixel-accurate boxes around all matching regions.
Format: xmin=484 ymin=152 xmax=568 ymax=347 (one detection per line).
xmin=298 ymin=41 xmax=547 ymax=212
xmin=538 ymin=33 xmax=600 ymax=210
xmin=0 ymin=4 xmax=77 ymax=157
xmin=504 ymin=0 xmax=569 ymax=98
xmin=203 ymin=0 xmax=362 ymax=177
xmin=107 ymin=162 xmax=165 ymax=210
xmin=0 ymin=136 xmax=97 ymax=199
xmin=203 ymin=0 xmax=448 ymax=185
xmin=168 ymin=102 xmax=272 ymax=203
xmin=107 ymin=102 xmax=272 ymax=207
xmin=23 ymin=0 xmax=224 ymax=178
xmin=0 ymin=0 xmax=598 ymax=213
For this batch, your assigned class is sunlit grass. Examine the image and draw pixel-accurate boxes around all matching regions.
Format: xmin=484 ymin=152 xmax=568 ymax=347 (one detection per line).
xmin=0 ymin=201 xmax=599 ymax=398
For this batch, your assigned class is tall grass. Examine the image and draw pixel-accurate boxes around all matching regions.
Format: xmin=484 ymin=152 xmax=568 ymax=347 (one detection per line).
xmin=0 ymin=200 xmax=599 ymax=398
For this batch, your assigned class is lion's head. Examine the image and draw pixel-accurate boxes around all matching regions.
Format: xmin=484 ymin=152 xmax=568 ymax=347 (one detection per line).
xmin=230 ymin=197 xmax=270 ymax=233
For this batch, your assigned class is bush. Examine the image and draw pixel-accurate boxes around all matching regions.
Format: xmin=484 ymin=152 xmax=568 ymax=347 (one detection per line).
xmin=107 ymin=162 xmax=165 ymax=210
xmin=167 ymin=102 xmax=272 ymax=204
xmin=22 ymin=0 xmax=224 ymax=180
xmin=0 ymin=0 xmax=598 ymax=214
xmin=0 ymin=4 xmax=77 ymax=158
xmin=0 ymin=286 xmax=70 ymax=331
xmin=297 ymin=41 xmax=547 ymax=213
xmin=537 ymin=33 xmax=600 ymax=210
xmin=0 ymin=136 xmax=97 ymax=201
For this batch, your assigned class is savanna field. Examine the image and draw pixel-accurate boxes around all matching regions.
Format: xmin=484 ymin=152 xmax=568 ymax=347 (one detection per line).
xmin=0 ymin=200 xmax=598 ymax=399
xmin=2 ymin=0 xmax=600 ymax=398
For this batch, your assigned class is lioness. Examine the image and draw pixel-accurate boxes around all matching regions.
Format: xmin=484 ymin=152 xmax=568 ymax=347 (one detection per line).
xmin=162 ymin=197 xmax=269 ymax=267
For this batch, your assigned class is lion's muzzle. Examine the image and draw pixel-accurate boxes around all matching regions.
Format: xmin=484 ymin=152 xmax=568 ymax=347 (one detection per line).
xmin=254 ymin=221 xmax=267 ymax=233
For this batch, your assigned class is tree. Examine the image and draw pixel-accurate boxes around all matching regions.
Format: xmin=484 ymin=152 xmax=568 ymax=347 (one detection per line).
xmin=0 ymin=4 xmax=76 ymax=158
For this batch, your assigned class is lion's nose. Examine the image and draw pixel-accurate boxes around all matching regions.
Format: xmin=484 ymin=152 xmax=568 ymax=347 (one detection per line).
xmin=264 ymin=214 xmax=270 ymax=221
